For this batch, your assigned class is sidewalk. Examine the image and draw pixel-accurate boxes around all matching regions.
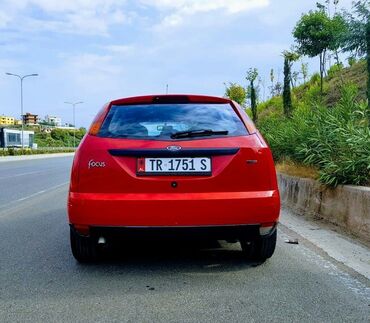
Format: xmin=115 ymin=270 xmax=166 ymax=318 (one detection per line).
xmin=280 ymin=207 xmax=370 ymax=280
xmin=0 ymin=152 xmax=75 ymax=163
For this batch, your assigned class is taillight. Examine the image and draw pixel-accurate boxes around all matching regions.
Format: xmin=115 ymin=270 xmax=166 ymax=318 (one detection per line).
xmin=88 ymin=103 xmax=110 ymax=136
xmin=231 ymin=102 xmax=257 ymax=134
xmin=69 ymin=151 xmax=80 ymax=192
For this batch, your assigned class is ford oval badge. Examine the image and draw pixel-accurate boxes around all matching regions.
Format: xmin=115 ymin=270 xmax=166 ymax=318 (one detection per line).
xmin=166 ymin=145 xmax=182 ymax=152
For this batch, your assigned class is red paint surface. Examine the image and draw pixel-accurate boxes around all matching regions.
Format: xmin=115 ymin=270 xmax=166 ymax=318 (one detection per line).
xmin=68 ymin=95 xmax=280 ymax=229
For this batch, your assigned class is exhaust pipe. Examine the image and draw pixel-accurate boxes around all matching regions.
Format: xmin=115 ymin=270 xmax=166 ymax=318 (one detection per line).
xmin=98 ymin=237 xmax=106 ymax=245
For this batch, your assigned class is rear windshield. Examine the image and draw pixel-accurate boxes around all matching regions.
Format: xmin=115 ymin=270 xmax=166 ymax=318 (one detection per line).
xmin=98 ymin=103 xmax=248 ymax=140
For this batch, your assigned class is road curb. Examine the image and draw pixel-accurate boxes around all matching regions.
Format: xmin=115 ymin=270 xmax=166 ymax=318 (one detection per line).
xmin=277 ymin=173 xmax=370 ymax=244
xmin=0 ymin=153 xmax=75 ymax=163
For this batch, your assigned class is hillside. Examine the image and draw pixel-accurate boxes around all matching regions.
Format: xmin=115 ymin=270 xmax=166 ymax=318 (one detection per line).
xmin=257 ymin=59 xmax=367 ymax=119
xmin=35 ymin=128 xmax=86 ymax=147
xmin=254 ymin=59 xmax=369 ymax=187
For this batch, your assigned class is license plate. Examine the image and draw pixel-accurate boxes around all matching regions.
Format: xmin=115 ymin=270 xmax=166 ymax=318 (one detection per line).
xmin=137 ymin=157 xmax=211 ymax=175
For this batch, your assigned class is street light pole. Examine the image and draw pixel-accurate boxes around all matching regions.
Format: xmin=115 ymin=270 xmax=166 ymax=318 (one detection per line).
xmin=6 ymin=73 xmax=38 ymax=148
xmin=64 ymin=101 xmax=83 ymax=148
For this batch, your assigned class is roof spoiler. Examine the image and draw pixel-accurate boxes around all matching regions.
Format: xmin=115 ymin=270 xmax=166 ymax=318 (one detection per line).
xmin=110 ymin=94 xmax=231 ymax=106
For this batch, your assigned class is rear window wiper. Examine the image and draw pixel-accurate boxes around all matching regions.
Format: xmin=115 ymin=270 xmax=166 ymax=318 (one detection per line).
xmin=171 ymin=129 xmax=229 ymax=139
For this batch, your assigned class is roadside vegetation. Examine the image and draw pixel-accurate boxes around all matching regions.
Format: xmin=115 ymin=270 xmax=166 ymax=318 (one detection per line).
xmin=259 ymin=83 xmax=369 ymax=186
xmin=225 ymin=0 xmax=370 ymax=187
xmin=34 ymin=128 xmax=86 ymax=147
xmin=0 ymin=127 xmax=86 ymax=156
xmin=0 ymin=147 xmax=76 ymax=157
xmin=2 ymin=125 xmax=86 ymax=148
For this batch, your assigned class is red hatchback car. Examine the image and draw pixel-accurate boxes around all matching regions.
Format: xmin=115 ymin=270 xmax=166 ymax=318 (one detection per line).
xmin=68 ymin=95 xmax=280 ymax=262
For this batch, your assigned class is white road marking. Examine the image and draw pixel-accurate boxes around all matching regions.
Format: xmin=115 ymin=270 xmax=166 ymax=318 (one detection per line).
xmin=0 ymin=182 xmax=69 ymax=211
xmin=15 ymin=182 xmax=69 ymax=202
xmin=0 ymin=171 xmax=45 ymax=180
xmin=17 ymin=190 xmax=46 ymax=201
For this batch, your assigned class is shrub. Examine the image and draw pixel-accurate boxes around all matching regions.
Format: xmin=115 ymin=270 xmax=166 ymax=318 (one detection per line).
xmin=309 ymin=72 xmax=321 ymax=84
xmin=297 ymin=85 xmax=370 ymax=186
xmin=348 ymin=56 xmax=357 ymax=66
xmin=258 ymin=104 xmax=312 ymax=162
xmin=327 ymin=63 xmax=344 ymax=80
xmin=259 ymin=84 xmax=370 ymax=187
xmin=258 ymin=96 xmax=283 ymax=119
xmin=35 ymin=128 xmax=86 ymax=147
xmin=304 ymin=82 xmax=328 ymax=106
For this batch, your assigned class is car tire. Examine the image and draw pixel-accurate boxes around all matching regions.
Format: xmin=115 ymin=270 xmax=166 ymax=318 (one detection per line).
xmin=70 ymin=227 xmax=97 ymax=263
xmin=240 ymin=229 xmax=277 ymax=262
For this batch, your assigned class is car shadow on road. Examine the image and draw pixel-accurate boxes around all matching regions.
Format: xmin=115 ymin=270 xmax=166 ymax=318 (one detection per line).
xmin=78 ymin=239 xmax=266 ymax=273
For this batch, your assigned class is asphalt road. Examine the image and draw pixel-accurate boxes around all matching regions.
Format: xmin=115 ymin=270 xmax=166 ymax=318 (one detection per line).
xmin=0 ymin=156 xmax=369 ymax=322
xmin=0 ymin=157 xmax=71 ymax=210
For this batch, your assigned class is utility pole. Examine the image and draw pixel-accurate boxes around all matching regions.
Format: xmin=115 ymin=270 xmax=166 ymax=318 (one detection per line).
xmin=6 ymin=73 xmax=38 ymax=148
xmin=64 ymin=101 xmax=83 ymax=148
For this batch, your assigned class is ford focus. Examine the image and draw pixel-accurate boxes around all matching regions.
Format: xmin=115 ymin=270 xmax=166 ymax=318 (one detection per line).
xmin=68 ymin=95 xmax=280 ymax=262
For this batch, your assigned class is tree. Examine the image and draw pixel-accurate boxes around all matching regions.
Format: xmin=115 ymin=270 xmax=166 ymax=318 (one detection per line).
xmin=246 ymin=68 xmax=259 ymax=123
xmin=292 ymin=71 xmax=300 ymax=88
xmin=259 ymin=77 xmax=266 ymax=101
xmin=318 ymin=0 xmax=341 ymax=16
xmin=293 ymin=10 xmax=331 ymax=93
xmin=224 ymin=82 xmax=247 ymax=106
xmin=270 ymin=69 xmax=275 ymax=85
xmin=334 ymin=0 xmax=340 ymax=14
xmin=293 ymin=9 xmax=347 ymax=93
xmin=272 ymin=82 xmax=283 ymax=96
xmin=283 ymin=56 xmax=293 ymax=118
xmin=330 ymin=14 xmax=348 ymax=65
xmin=269 ymin=69 xmax=275 ymax=97
xmin=342 ymin=0 xmax=370 ymax=120
xmin=301 ymin=62 xmax=309 ymax=83
xmin=282 ymin=51 xmax=300 ymax=117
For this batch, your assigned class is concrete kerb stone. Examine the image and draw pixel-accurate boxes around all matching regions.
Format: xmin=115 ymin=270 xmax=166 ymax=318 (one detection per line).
xmin=277 ymin=173 xmax=370 ymax=243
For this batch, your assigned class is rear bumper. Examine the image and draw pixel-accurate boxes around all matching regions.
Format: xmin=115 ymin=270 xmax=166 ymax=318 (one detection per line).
xmin=68 ymin=190 xmax=280 ymax=227
xmin=73 ymin=224 xmax=277 ymax=241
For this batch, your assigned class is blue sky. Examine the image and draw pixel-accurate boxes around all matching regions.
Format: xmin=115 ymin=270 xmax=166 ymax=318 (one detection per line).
xmin=0 ymin=0 xmax=354 ymax=127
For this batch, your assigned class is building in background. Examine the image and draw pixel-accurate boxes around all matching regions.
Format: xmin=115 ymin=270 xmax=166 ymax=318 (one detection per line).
xmin=0 ymin=128 xmax=34 ymax=148
xmin=22 ymin=112 xmax=39 ymax=125
xmin=44 ymin=115 xmax=62 ymax=127
xmin=0 ymin=115 xmax=15 ymax=125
